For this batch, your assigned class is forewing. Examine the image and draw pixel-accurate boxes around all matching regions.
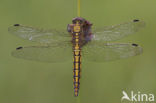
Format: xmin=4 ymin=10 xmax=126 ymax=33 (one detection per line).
xmin=82 ymin=41 xmax=143 ymax=62
xmin=8 ymin=24 xmax=71 ymax=44
xmin=11 ymin=43 xmax=72 ymax=63
xmin=93 ymin=20 xmax=145 ymax=41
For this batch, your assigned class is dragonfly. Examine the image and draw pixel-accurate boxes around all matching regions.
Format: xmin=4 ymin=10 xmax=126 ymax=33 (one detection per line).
xmin=8 ymin=17 xmax=145 ymax=96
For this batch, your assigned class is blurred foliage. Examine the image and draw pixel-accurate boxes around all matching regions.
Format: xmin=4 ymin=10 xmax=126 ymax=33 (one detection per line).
xmin=0 ymin=0 xmax=156 ymax=103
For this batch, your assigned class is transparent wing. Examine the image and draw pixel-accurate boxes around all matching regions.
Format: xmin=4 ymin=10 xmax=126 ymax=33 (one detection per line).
xmin=11 ymin=42 xmax=72 ymax=63
xmin=82 ymin=41 xmax=143 ymax=62
xmin=8 ymin=24 xmax=71 ymax=44
xmin=93 ymin=19 xmax=145 ymax=41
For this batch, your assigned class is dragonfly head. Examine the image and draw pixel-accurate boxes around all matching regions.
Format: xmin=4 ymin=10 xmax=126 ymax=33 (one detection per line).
xmin=67 ymin=17 xmax=92 ymax=33
xmin=72 ymin=17 xmax=85 ymax=25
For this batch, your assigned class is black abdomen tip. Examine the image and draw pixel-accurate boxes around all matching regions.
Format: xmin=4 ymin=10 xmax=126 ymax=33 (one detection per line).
xmin=133 ymin=19 xmax=139 ymax=22
xmin=132 ymin=43 xmax=138 ymax=46
xmin=14 ymin=24 xmax=20 ymax=26
xmin=16 ymin=47 xmax=23 ymax=50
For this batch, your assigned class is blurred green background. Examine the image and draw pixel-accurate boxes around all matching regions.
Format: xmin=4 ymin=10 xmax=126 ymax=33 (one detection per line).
xmin=0 ymin=0 xmax=156 ymax=103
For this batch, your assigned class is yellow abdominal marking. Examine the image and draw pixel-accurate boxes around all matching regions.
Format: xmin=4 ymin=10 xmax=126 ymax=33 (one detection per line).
xmin=75 ymin=51 xmax=80 ymax=55
xmin=75 ymin=56 xmax=79 ymax=62
xmin=73 ymin=21 xmax=81 ymax=96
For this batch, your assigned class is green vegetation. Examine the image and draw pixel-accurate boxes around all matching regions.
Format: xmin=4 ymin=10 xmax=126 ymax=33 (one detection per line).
xmin=0 ymin=0 xmax=155 ymax=103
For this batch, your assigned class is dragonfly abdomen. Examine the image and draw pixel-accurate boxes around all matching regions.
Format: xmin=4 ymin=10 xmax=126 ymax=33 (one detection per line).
xmin=73 ymin=30 xmax=82 ymax=96
xmin=70 ymin=20 xmax=82 ymax=97
xmin=73 ymin=49 xmax=81 ymax=96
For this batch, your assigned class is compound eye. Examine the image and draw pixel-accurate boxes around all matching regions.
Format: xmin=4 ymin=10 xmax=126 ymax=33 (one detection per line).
xmin=72 ymin=20 xmax=76 ymax=24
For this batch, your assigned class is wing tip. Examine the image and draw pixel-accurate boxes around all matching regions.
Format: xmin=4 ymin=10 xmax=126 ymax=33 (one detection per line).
xmin=133 ymin=19 xmax=146 ymax=28
xmin=131 ymin=43 xmax=143 ymax=55
xmin=132 ymin=43 xmax=138 ymax=47
xmin=11 ymin=47 xmax=25 ymax=59
xmin=16 ymin=46 xmax=23 ymax=50
xmin=133 ymin=19 xmax=140 ymax=22
xmin=8 ymin=24 xmax=20 ymax=32
xmin=14 ymin=24 xmax=20 ymax=26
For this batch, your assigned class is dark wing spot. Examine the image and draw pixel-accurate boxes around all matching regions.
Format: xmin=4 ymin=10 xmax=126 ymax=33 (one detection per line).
xmin=133 ymin=19 xmax=139 ymax=22
xmin=16 ymin=47 xmax=23 ymax=50
xmin=132 ymin=43 xmax=138 ymax=46
xmin=14 ymin=24 xmax=20 ymax=26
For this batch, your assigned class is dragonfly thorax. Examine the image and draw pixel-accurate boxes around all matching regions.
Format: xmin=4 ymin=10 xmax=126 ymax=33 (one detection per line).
xmin=67 ymin=17 xmax=93 ymax=46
